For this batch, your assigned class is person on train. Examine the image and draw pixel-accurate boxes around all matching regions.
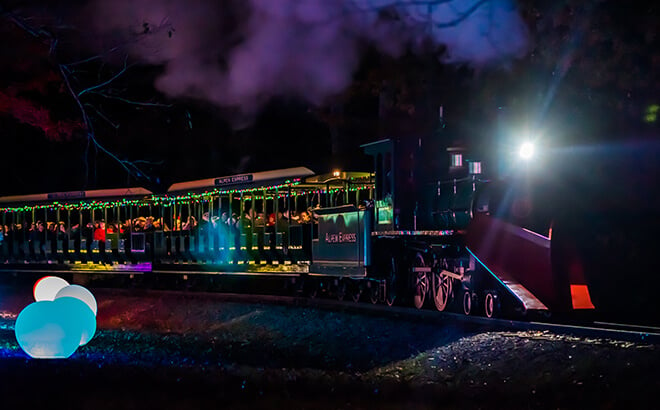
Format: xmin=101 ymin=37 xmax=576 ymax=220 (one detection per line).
xmin=254 ymin=213 xmax=265 ymax=228
xmin=27 ymin=222 xmax=37 ymax=261
xmin=47 ymin=222 xmax=58 ymax=263
xmin=29 ymin=221 xmax=47 ymax=261
xmin=182 ymin=215 xmax=197 ymax=260
xmin=93 ymin=221 xmax=106 ymax=263
xmin=93 ymin=221 xmax=106 ymax=242
xmin=144 ymin=217 xmax=155 ymax=261
xmin=106 ymin=222 xmax=120 ymax=262
xmin=57 ymin=221 xmax=69 ymax=263
xmin=83 ymin=222 xmax=95 ymax=261
xmin=133 ymin=217 xmax=147 ymax=232
xmin=171 ymin=216 xmax=183 ymax=259
xmin=299 ymin=211 xmax=312 ymax=224
xmin=0 ymin=225 xmax=4 ymax=262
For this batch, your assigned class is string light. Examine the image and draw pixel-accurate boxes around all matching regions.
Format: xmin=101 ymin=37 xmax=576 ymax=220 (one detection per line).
xmin=0 ymin=182 xmax=373 ymax=213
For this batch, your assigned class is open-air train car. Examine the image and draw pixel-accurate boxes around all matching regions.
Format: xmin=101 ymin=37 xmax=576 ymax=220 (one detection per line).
xmin=0 ymin=168 xmax=376 ymax=283
xmin=0 ymin=187 xmax=153 ymax=273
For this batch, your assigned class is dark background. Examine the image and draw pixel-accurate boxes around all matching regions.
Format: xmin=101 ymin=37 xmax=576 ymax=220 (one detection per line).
xmin=0 ymin=0 xmax=658 ymax=195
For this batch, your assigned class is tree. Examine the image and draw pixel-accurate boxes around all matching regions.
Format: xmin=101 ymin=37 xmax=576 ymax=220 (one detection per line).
xmin=0 ymin=6 xmax=175 ymax=191
xmin=467 ymin=0 xmax=660 ymax=143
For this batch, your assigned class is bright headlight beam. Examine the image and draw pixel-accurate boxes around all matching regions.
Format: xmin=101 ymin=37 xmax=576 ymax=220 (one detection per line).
xmin=519 ymin=142 xmax=534 ymax=160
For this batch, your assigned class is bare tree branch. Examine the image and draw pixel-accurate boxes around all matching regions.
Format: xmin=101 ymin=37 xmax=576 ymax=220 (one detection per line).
xmin=3 ymin=10 xmax=172 ymax=187
xmin=76 ymin=55 xmax=131 ymax=97
xmin=90 ymin=91 xmax=173 ymax=108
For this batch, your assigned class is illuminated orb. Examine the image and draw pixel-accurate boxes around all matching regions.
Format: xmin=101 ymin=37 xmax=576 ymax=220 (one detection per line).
xmin=33 ymin=276 xmax=70 ymax=302
xmin=519 ymin=142 xmax=534 ymax=160
xmin=15 ymin=300 xmax=83 ymax=359
xmin=55 ymin=284 xmax=98 ymax=316
xmin=56 ymin=296 xmax=97 ymax=346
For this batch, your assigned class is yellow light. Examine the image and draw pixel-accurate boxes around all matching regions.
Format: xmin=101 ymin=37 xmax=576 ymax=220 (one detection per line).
xmin=332 ymin=170 xmax=341 ymax=177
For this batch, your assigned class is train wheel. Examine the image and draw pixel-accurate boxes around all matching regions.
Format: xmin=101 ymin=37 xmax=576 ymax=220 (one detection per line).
xmin=484 ymin=292 xmax=500 ymax=318
xmin=350 ymin=282 xmax=362 ymax=303
xmin=385 ymin=288 xmax=396 ymax=306
xmin=462 ymin=290 xmax=473 ymax=315
xmin=385 ymin=257 xmax=397 ymax=306
xmin=292 ymin=277 xmax=305 ymax=296
xmin=369 ymin=283 xmax=379 ymax=304
xmin=306 ymin=278 xmax=318 ymax=299
xmin=336 ymin=279 xmax=347 ymax=301
xmin=412 ymin=253 xmax=429 ymax=309
xmin=432 ymin=271 xmax=453 ymax=312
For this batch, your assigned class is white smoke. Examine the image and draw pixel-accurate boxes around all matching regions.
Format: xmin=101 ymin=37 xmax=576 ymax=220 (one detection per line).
xmin=86 ymin=0 xmax=529 ymax=119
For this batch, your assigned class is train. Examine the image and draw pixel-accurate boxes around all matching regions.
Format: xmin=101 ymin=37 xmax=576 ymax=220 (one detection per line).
xmin=1 ymin=133 xmax=659 ymax=322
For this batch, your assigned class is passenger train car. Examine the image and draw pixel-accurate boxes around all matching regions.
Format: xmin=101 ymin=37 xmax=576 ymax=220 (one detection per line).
xmin=1 ymin=136 xmax=658 ymax=321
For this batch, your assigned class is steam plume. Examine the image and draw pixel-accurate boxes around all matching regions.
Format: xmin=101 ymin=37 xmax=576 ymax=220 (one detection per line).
xmin=86 ymin=0 xmax=528 ymax=119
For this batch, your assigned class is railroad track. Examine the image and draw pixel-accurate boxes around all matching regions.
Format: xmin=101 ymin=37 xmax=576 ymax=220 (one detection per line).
xmin=92 ymin=287 xmax=660 ymax=344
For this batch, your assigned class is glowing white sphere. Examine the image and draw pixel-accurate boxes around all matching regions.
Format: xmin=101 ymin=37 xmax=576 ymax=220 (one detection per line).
xmin=55 ymin=285 xmax=98 ymax=316
xmin=33 ymin=276 xmax=70 ymax=302
xmin=15 ymin=300 xmax=83 ymax=359
xmin=519 ymin=142 xmax=535 ymax=160
xmin=56 ymin=296 xmax=97 ymax=346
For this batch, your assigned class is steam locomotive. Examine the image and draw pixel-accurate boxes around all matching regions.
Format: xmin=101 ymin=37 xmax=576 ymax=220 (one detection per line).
xmin=1 ymin=132 xmax=658 ymax=321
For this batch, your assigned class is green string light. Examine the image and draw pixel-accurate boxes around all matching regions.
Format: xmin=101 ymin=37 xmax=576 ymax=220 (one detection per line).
xmin=0 ymin=182 xmax=373 ymax=213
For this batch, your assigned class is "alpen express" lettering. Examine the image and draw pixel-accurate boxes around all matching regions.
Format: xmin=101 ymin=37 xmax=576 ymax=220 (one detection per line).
xmin=325 ymin=232 xmax=357 ymax=243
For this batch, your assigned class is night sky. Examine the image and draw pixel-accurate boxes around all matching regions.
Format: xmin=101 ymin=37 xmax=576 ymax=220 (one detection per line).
xmin=1 ymin=0 xmax=658 ymax=195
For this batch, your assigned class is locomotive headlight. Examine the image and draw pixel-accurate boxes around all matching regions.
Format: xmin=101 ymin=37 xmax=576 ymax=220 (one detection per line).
xmin=519 ymin=142 xmax=535 ymax=160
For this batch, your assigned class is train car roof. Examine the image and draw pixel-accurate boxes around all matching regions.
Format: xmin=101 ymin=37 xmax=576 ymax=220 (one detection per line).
xmin=0 ymin=187 xmax=152 ymax=205
xmin=167 ymin=167 xmax=316 ymax=194
xmin=303 ymin=171 xmax=373 ymax=185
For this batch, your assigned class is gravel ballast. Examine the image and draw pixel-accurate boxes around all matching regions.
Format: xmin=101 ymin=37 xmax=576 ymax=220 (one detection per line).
xmin=1 ymin=287 xmax=658 ymax=409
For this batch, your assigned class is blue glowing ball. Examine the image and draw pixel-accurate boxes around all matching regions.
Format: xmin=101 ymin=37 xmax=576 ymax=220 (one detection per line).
xmin=56 ymin=296 xmax=97 ymax=346
xmin=15 ymin=300 xmax=83 ymax=359
xmin=55 ymin=284 xmax=98 ymax=316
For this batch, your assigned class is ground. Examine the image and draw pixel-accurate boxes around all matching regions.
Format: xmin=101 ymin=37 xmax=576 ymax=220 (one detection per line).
xmin=0 ymin=287 xmax=658 ymax=409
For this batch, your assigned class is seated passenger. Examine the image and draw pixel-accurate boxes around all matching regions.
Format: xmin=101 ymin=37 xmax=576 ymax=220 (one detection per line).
xmin=57 ymin=222 xmax=69 ymax=262
xmin=299 ymin=211 xmax=312 ymax=224
xmin=37 ymin=221 xmax=47 ymax=260
xmin=254 ymin=213 xmax=265 ymax=228
xmin=84 ymin=222 xmax=95 ymax=260
xmin=133 ymin=217 xmax=147 ymax=232
xmin=0 ymin=225 xmax=4 ymax=262
xmin=238 ymin=214 xmax=251 ymax=230
xmin=47 ymin=222 xmax=58 ymax=262
xmin=289 ymin=211 xmax=300 ymax=224
xmin=183 ymin=215 xmax=197 ymax=231
xmin=27 ymin=222 xmax=37 ymax=260
xmin=106 ymin=222 xmax=120 ymax=261
xmin=93 ymin=221 xmax=106 ymax=242
xmin=182 ymin=216 xmax=197 ymax=258
xmin=93 ymin=221 xmax=106 ymax=262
